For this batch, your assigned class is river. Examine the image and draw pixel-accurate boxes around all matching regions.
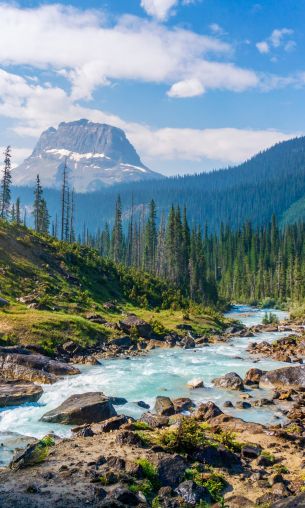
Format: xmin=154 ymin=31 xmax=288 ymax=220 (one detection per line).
xmin=0 ymin=305 xmax=290 ymax=465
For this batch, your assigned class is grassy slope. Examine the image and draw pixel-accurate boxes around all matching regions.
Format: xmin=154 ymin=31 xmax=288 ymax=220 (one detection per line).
xmin=0 ymin=221 xmax=227 ymax=353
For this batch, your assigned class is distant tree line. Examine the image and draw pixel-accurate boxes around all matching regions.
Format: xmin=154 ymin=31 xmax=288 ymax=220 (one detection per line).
xmin=2 ymin=146 xmax=305 ymax=306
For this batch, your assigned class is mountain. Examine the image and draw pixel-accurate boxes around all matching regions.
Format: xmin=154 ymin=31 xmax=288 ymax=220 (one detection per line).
xmin=12 ymin=134 xmax=305 ymax=233
xmin=13 ymin=119 xmax=163 ymax=192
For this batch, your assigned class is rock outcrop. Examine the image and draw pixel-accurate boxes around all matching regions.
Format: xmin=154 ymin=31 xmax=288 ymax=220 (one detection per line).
xmin=259 ymin=365 xmax=305 ymax=391
xmin=0 ymin=381 xmax=43 ymax=407
xmin=41 ymin=392 xmax=117 ymax=425
xmin=0 ymin=347 xmax=80 ymax=384
xmin=212 ymin=372 xmax=244 ymax=391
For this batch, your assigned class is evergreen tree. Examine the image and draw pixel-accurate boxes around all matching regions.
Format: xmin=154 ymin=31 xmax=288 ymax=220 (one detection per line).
xmin=0 ymin=146 xmax=12 ymax=220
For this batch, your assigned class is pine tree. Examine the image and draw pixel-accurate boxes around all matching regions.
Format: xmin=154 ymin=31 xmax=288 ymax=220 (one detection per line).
xmin=33 ymin=175 xmax=43 ymax=232
xmin=61 ymin=160 xmax=68 ymax=241
xmin=111 ymin=196 xmax=124 ymax=263
xmin=0 ymin=146 xmax=12 ymax=220
xmin=15 ymin=198 xmax=21 ymax=225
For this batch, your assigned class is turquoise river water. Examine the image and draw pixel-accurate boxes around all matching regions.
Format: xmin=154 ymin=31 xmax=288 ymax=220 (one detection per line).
xmin=0 ymin=305 xmax=290 ymax=465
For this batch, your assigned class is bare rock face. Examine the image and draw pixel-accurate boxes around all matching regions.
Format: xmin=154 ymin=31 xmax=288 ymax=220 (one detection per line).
xmin=0 ymin=347 xmax=80 ymax=384
xmin=212 ymin=372 xmax=244 ymax=391
xmin=0 ymin=382 xmax=43 ymax=407
xmin=259 ymin=365 xmax=305 ymax=391
xmin=14 ymin=120 xmax=162 ymax=192
xmin=40 ymin=392 xmax=117 ymax=425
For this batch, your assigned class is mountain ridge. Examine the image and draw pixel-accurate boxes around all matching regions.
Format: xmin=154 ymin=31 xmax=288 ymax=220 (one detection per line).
xmin=13 ymin=119 xmax=163 ymax=192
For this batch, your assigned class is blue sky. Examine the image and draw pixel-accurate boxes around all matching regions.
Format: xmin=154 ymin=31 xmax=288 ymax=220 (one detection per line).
xmin=1 ymin=0 xmax=305 ymax=176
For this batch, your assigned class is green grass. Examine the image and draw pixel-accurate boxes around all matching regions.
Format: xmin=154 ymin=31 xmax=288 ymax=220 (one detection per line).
xmin=0 ymin=220 xmax=228 ymax=352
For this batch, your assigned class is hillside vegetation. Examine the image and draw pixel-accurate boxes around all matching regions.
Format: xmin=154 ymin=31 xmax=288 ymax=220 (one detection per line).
xmin=0 ymin=221 xmax=226 ymax=353
xmin=13 ymin=135 xmax=305 ymax=233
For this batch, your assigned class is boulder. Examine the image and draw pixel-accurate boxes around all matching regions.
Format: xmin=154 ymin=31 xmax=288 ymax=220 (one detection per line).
xmin=259 ymin=365 xmax=305 ymax=391
xmin=193 ymin=444 xmax=241 ymax=469
xmin=0 ymin=349 xmax=80 ymax=384
xmin=175 ymin=480 xmax=212 ymax=506
xmin=119 ymin=314 xmax=153 ymax=339
xmin=194 ymin=401 xmax=223 ymax=421
xmin=155 ymin=453 xmax=187 ymax=488
xmin=110 ymin=337 xmax=133 ymax=349
xmin=0 ymin=297 xmax=9 ymax=307
xmin=9 ymin=435 xmax=55 ymax=470
xmin=244 ymin=368 xmax=266 ymax=385
xmin=187 ymin=378 xmax=204 ymax=389
xmin=154 ymin=396 xmax=175 ymax=416
xmin=172 ymin=397 xmax=194 ymax=413
xmin=41 ymin=392 xmax=116 ymax=425
xmin=213 ymin=372 xmax=244 ymax=391
xmin=271 ymin=493 xmax=305 ymax=507
xmin=181 ymin=336 xmax=195 ymax=349
xmin=241 ymin=445 xmax=262 ymax=460
xmin=235 ymin=401 xmax=251 ymax=409
xmin=140 ymin=412 xmax=169 ymax=428
xmin=0 ymin=381 xmax=43 ymax=407
xmin=100 ymin=415 xmax=128 ymax=432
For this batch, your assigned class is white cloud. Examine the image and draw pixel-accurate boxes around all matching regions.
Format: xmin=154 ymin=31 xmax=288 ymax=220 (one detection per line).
xmin=0 ymin=69 xmax=299 ymax=176
xmin=167 ymin=78 xmax=204 ymax=97
xmin=257 ymin=27 xmax=295 ymax=56
xmin=0 ymin=3 xmax=259 ymax=100
xmin=270 ymin=28 xmax=294 ymax=48
xmin=140 ymin=0 xmax=178 ymax=20
xmin=256 ymin=41 xmax=269 ymax=54
xmin=209 ymin=23 xmax=224 ymax=35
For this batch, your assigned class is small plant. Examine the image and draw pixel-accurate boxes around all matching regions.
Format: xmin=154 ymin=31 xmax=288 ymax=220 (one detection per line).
xmin=136 ymin=458 xmax=159 ymax=488
xmin=261 ymin=450 xmax=276 ymax=463
xmin=130 ymin=479 xmax=154 ymax=497
xmin=157 ymin=417 xmax=207 ymax=454
xmin=149 ymin=318 xmax=168 ymax=336
xmin=272 ymin=464 xmax=289 ymax=474
xmin=262 ymin=312 xmax=279 ymax=325
xmin=133 ymin=421 xmax=151 ymax=430
xmin=186 ymin=465 xmax=226 ymax=502
xmin=212 ymin=430 xmax=243 ymax=453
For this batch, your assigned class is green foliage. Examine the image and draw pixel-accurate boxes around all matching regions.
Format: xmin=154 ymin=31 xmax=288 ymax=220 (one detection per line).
xmin=262 ymin=312 xmax=279 ymax=325
xmin=133 ymin=421 xmax=151 ymax=430
xmin=136 ymin=459 xmax=160 ymax=490
xmin=157 ymin=418 xmax=207 ymax=454
xmin=185 ymin=464 xmax=226 ymax=502
xmin=149 ymin=318 xmax=168 ymax=336
xmin=212 ymin=430 xmax=243 ymax=453
xmin=130 ymin=479 xmax=154 ymax=497
xmin=261 ymin=451 xmax=276 ymax=464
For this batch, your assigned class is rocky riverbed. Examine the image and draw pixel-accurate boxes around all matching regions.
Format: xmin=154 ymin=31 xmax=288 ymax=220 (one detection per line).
xmin=1 ymin=305 xmax=305 ymax=507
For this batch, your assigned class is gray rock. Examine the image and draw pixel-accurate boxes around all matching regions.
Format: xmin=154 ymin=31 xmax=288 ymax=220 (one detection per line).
xmin=14 ymin=120 xmax=162 ymax=192
xmin=0 ymin=349 xmax=80 ymax=384
xmin=0 ymin=297 xmax=9 ymax=307
xmin=154 ymin=396 xmax=175 ymax=416
xmin=260 ymin=365 xmax=305 ymax=391
xmin=175 ymin=480 xmax=212 ymax=506
xmin=155 ymin=454 xmax=187 ymax=488
xmin=0 ymin=381 xmax=43 ymax=407
xmin=213 ymin=372 xmax=244 ymax=391
xmin=41 ymin=392 xmax=116 ymax=425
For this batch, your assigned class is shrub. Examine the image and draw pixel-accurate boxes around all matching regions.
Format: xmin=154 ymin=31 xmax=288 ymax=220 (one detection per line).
xmin=157 ymin=418 xmax=207 ymax=454
xmin=212 ymin=430 xmax=243 ymax=453
xmin=262 ymin=312 xmax=279 ymax=325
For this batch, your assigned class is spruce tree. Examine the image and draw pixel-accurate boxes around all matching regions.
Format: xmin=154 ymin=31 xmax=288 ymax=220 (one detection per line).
xmin=0 ymin=146 xmax=12 ymax=220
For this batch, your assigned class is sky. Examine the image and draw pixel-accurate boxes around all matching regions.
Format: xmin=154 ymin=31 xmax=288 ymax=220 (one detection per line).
xmin=1 ymin=0 xmax=305 ymax=176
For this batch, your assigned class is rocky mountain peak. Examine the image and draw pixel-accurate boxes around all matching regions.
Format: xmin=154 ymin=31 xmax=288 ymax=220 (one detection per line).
xmin=13 ymin=120 xmax=162 ymax=192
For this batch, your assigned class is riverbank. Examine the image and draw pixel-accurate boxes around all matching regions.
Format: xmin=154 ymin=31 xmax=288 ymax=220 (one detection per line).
xmin=2 ymin=306 xmax=305 ymax=506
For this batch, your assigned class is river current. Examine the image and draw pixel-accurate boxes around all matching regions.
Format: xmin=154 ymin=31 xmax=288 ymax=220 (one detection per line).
xmin=0 ymin=305 xmax=290 ymax=465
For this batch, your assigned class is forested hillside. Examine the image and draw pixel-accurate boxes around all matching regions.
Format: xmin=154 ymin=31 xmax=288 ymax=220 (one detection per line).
xmin=12 ymin=135 xmax=305 ymax=233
